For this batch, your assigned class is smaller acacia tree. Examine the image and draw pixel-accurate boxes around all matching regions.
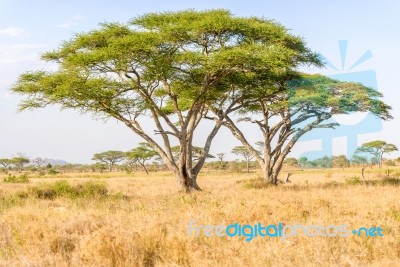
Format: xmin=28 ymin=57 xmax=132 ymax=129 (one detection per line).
xmin=216 ymin=153 xmax=226 ymax=169
xmin=351 ymin=155 xmax=371 ymax=180
xmin=212 ymin=74 xmax=392 ymax=184
xmin=231 ymin=146 xmax=254 ymax=173
xmin=126 ymin=143 xmax=158 ymax=174
xmin=0 ymin=159 xmax=12 ymax=173
xmin=92 ymin=151 xmax=125 ymax=172
xmin=11 ymin=154 xmax=30 ymax=172
xmin=355 ymin=141 xmax=398 ymax=168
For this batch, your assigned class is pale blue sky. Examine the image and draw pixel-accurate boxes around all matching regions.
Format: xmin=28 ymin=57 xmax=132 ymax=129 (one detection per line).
xmin=1 ymin=1 xmax=399 ymax=163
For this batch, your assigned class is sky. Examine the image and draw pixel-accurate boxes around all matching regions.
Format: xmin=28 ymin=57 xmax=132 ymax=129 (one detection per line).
xmin=1 ymin=0 xmax=400 ymax=164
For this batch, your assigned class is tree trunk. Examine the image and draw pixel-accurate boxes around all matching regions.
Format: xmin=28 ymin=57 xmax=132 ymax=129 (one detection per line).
xmin=285 ymin=173 xmax=292 ymax=183
xmin=176 ymin=164 xmax=201 ymax=192
xmin=140 ymin=162 xmax=149 ymax=175
xmin=246 ymin=160 xmax=250 ymax=173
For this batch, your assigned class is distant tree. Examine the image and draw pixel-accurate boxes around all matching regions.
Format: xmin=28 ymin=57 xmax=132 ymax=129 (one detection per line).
xmin=231 ymin=146 xmax=254 ymax=173
xmin=385 ymin=159 xmax=396 ymax=166
xmin=355 ymin=140 xmax=398 ymax=168
xmin=299 ymin=157 xmax=309 ymax=168
xmin=32 ymin=157 xmax=47 ymax=169
xmin=284 ymin=157 xmax=298 ymax=167
xmin=0 ymin=158 xmax=11 ymax=173
xmin=314 ymin=156 xmax=332 ymax=168
xmin=332 ymin=155 xmax=349 ymax=168
xmin=92 ymin=151 xmax=125 ymax=172
xmin=217 ymin=153 xmax=226 ymax=169
xmin=11 ymin=153 xmax=30 ymax=172
xmin=351 ymin=154 xmax=370 ymax=180
xmin=126 ymin=143 xmax=158 ymax=174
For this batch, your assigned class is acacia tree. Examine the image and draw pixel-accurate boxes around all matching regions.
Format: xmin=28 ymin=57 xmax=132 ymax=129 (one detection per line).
xmin=92 ymin=151 xmax=125 ymax=172
xmin=351 ymin=154 xmax=370 ymax=180
xmin=231 ymin=146 xmax=254 ymax=173
xmin=12 ymin=10 xmax=319 ymax=191
xmin=126 ymin=142 xmax=158 ymax=174
xmin=0 ymin=159 xmax=11 ymax=173
xmin=11 ymin=154 xmax=30 ymax=172
xmin=355 ymin=140 xmax=398 ymax=168
xmin=211 ymin=74 xmax=392 ymax=184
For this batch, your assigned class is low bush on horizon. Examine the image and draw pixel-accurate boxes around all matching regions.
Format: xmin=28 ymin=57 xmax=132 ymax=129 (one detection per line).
xmin=3 ymin=173 xmax=30 ymax=183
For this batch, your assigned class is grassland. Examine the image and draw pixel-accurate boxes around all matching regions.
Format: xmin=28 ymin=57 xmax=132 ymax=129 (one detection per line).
xmin=0 ymin=167 xmax=400 ymax=266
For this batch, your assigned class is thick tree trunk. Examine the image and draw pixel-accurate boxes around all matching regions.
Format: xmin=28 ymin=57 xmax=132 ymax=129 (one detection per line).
xmin=176 ymin=164 xmax=201 ymax=192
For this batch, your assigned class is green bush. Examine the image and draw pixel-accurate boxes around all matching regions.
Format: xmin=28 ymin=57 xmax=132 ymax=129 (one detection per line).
xmin=75 ymin=181 xmax=108 ymax=197
xmin=380 ymin=177 xmax=400 ymax=186
xmin=31 ymin=180 xmax=108 ymax=200
xmin=3 ymin=173 xmax=30 ymax=183
xmin=51 ymin=180 xmax=78 ymax=198
xmin=345 ymin=176 xmax=362 ymax=185
xmin=48 ymin=169 xmax=59 ymax=175
xmin=239 ymin=177 xmax=273 ymax=189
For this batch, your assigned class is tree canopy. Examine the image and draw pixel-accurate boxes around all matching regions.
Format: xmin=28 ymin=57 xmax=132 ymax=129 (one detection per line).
xmin=355 ymin=140 xmax=398 ymax=168
xmin=92 ymin=151 xmax=126 ymax=172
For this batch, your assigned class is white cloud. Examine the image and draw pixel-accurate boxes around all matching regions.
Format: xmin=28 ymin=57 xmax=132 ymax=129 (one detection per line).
xmin=56 ymin=14 xmax=84 ymax=29
xmin=0 ymin=27 xmax=29 ymax=37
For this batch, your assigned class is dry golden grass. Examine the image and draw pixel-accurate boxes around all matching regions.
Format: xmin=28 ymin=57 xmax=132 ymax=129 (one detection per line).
xmin=0 ymin=167 xmax=400 ymax=266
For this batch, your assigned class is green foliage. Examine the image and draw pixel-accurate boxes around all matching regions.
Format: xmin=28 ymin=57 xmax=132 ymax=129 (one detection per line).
xmin=126 ymin=143 xmax=158 ymax=162
xmin=92 ymin=151 xmax=125 ymax=171
xmin=10 ymin=155 xmax=30 ymax=171
xmin=3 ymin=173 xmax=30 ymax=183
xmin=31 ymin=180 xmax=108 ymax=200
xmin=231 ymin=146 xmax=253 ymax=161
xmin=380 ymin=177 xmax=400 ymax=186
xmin=385 ymin=160 xmax=396 ymax=166
xmin=48 ymin=168 xmax=59 ymax=175
xmin=239 ymin=177 xmax=273 ymax=189
xmin=0 ymin=158 xmax=12 ymax=172
xmin=345 ymin=176 xmax=362 ymax=185
xmin=298 ymin=156 xmax=332 ymax=168
xmin=284 ymin=157 xmax=299 ymax=167
xmin=355 ymin=140 xmax=398 ymax=168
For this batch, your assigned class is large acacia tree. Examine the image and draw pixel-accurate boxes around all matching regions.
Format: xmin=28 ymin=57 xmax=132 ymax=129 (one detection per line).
xmin=12 ymin=10 xmax=319 ymax=191
xmin=210 ymin=74 xmax=392 ymax=184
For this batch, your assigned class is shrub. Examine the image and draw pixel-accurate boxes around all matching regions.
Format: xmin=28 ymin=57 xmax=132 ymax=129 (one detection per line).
xmin=239 ymin=177 xmax=273 ymax=189
xmin=75 ymin=181 xmax=108 ymax=198
xmin=3 ymin=173 xmax=30 ymax=183
xmin=345 ymin=176 xmax=362 ymax=185
xmin=31 ymin=180 xmax=109 ymax=200
xmin=380 ymin=177 xmax=400 ymax=186
xmin=48 ymin=168 xmax=59 ymax=175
